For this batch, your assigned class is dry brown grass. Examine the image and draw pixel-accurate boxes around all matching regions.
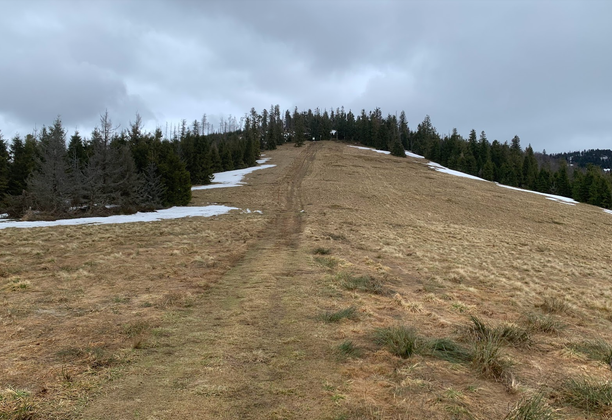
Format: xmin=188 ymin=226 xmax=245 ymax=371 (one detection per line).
xmin=3 ymin=141 xmax=612 ymax=419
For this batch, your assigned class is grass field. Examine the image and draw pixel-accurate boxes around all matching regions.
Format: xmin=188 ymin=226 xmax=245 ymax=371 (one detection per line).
xmin=3 ymin=141 xmax=612 ymax=419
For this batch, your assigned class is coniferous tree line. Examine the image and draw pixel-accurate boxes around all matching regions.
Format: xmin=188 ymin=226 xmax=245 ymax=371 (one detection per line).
xmin=273 ymin=105 xmax=612 ymax=209
xmin=548 ymin=149 xmax=612 ymax=170
xmin=3 ymin=105 xmax=611 ymax=219
xmin=0 ymin=111 xmax=263 ymax=219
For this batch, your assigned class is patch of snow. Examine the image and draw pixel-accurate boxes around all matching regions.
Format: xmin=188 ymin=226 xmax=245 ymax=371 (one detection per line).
xmin=256 ymin=158 xmax=270 ymax=164
xmin=241 ymin=208 xmax=263 ymax=215
xmin=0 ymin=205 xmax=238 ymax=230
xmin=604 ymin=209 xmax=612 ymax=215
xmin=0 ymin=213 xmax=8 ymax=219
xmin=405 ymin=151 xmax=424 ymax=159
xmin=192 ymin=164 xmax=276 ymax=191
xmin=496 ymin=184 xmax=578 ymax=205
xmin=426 ymin=162 xmax=486 ymax=182
xmin=349 ymin=145 xmax=390 ymax=155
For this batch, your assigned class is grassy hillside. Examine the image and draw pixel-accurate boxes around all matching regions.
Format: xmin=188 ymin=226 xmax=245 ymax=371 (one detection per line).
xmin=2 ymin=142 xmax=612 ymax=419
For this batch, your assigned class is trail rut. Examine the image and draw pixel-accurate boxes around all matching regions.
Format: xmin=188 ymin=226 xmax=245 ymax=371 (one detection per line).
xmin=82 ymin=142 xmax=338 ymax=419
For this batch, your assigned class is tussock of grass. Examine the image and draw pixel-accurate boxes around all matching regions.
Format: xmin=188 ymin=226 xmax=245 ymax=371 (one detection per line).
xmin=338 ymin=272 xmax=385 ymax=295
xmin=319 ymin=306 xmax=358 ymax=323
xmin=569 ymin=340 xmax=612 ymax=366
xmin=472 ymin=334 xmax=512 ymax=381
xmin=428 ymin=338 xmax=472 ymax=364
xmin=467 ymin=315 xmax=531 ymax=347
xmin=374 ymin=326 xmax=419 ymax=359
xmin=498 ymin=324 xmax=531 ymax=347
xmin=314 ymin=256 xmax=338 ymax=269
xmin=504 ymin=394 xmax=556 ymax=420
xmin=337 ymin=340 xmax=362 ymax=359
xmin=538 ymin=297 xmax=571 ymax=314
xmin=313 ymin=247 xmax=331 ymax=255
xmin=561 ymin=377 xmax=612 ymax=412
xmin=523 ymin=313 xmax=565 ymax=334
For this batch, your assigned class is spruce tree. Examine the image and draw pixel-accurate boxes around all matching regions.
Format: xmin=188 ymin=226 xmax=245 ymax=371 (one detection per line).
xmin=28 ymin=118 xmax=70 ymax=213
xmin=7 ymin=134 xmax=37 ymax=196
xmin=0 ymin=132 xmax=8 ymax=197
xmin=156 ymin=141 xmax=191 ymax=206
xmin=554 ymin=161 xmax=572 ymax=198
xmin=210 ymin=145 xmax=223 ymax=173
xmin=294 ymin=112 xmax=306 ymax=147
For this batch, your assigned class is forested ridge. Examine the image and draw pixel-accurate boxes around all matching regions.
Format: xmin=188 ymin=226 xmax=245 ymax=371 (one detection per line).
xmin=1 ymin=105 xmax=611 ymax=220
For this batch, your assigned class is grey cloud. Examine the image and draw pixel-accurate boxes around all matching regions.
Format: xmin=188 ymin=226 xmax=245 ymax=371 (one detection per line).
xmin=0 ymin=0 xmax=610 ymax=152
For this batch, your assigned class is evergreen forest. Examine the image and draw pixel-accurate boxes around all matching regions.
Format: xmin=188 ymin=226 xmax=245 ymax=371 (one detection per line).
xmin=1 ymin=105 xmax=611 ymax=220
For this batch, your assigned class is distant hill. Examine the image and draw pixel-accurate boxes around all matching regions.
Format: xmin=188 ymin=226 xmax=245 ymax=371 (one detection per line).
xmin=549 ymin=149 xmax=612 ymax=170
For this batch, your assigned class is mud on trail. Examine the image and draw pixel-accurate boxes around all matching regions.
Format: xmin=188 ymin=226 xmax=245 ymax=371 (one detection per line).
xmin=82 ymin=142 xmax=343 ymax=419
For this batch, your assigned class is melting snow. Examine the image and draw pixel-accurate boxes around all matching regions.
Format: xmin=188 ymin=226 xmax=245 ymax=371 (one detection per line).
xmin=192 ymin=162 xmax=276 ymax=191
xmin=349 ymin=145 xmax=390 ymax=155
xmin=496 ymin=184 xmax=578 ymax=205
xmin=406 ymin=151 xmax=424 ymax=159
xmin=349 ymin=144 xmax=582 ymax=207
xmin=426 ymin=162 xmax=486 ymax=182
xmin=0 ymin=206 xmax=239 ymax=230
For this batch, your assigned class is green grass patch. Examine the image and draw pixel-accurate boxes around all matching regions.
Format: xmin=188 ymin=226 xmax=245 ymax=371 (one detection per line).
xmin=374 ymin=326 xmax=419 ymax=359
xmin=319 ymin=306 xmax=358 ymax=323
xmin=313 ymin=247 xmax=331 ymax=255
xmin=467 ymin=315 xmax=531 ymax=347
xmin=472 ymin=334 xmax=512 ymax=380
xmin=338 ymin=272 xmax=385 ymax=295
xmin=569 ymin=340 xmax=612 ymax=366
xmin=523 ymin=313 xmax=566 ymax=334
xmin=538 ymin=296 xmax=571 ymax=314
xmin=336 ymin=340 xmax=362 ymax=359
xmin=504 ymin=394 xmax=556 ymax=420
xmin=314 ymin=256 xmax=338 ymax=269
xmin=561 ymin=376 xmax=612 ymax=412
xmin=427 ymin=338 xmax=472 ymax=364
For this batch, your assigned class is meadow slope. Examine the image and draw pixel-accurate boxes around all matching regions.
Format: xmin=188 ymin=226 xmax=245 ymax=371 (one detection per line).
xmin=3 ymin=141 xmax=612 ymax=419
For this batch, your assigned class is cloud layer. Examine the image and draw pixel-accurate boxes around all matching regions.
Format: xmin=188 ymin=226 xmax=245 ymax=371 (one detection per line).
xmin=1 ymin=0 xmax=610 ymax=152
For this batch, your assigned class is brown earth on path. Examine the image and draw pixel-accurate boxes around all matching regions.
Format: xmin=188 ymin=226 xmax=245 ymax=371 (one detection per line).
xmin=3 ymin=141 xmax=612 ymax=419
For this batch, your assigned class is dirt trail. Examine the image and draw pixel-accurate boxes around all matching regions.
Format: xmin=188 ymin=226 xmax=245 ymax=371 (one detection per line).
xmin=82 ymin=142 xmax=339 ymax=419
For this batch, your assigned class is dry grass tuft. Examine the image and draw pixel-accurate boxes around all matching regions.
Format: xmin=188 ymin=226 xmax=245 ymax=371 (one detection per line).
xmin=561 ymin=376 xmax=612 ymax=413
xmin=374 ymin=325 xmax=420 ymax=359
xmin=538 ymin=296 xmax=571 ymax=314
xmin=503 ymin=393 xmax=556 ymax=420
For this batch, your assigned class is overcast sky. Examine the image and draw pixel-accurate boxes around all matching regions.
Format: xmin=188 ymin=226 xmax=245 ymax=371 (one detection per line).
xmin=0 ymin=0 xmax=610 ymax=153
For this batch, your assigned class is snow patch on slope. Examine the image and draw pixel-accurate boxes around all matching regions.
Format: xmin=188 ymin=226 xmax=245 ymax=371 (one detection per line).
xmin=426 ymin=162 xmax=486 ymax=182
xmin=348 ymin=144 xmax=581 ymax=207
xmin=349 ymin=145 xmax=390 ymax=155
xmin=191 ymin=163 xmax=276 ymax=191
xmin=496 ymin=184 xmax=578 ymax=206
xmin=0 ymin=205 xmax=239 ymax=230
